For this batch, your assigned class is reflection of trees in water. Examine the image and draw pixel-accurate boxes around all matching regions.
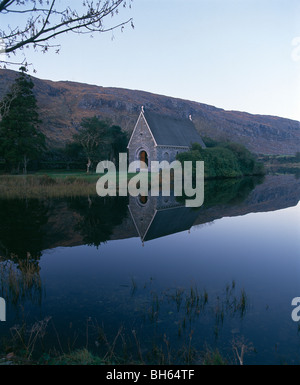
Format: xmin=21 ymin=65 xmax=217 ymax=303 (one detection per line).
xmin=0 ymin=198 xmax=49 ymax=261
xmin=0 ymin=195 xmax=129 ymax=257
xmin=68 ymin=196 xmax=129 ymax=248
xmin=176 ymin=176 xmax=264 ymax=209
xmin=203 ymin=176 xmax=265 ymax=207
xmin=0 ymin=196 xmax=129 ymax=309
xmin=0 ymin=199 xmax=48 ymax=308
xmin=0 ymin=177 xmax=265 ymax=259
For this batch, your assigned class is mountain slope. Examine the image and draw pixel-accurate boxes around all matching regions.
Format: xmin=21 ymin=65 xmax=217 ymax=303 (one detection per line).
xmin=0 ymin=69 xmax=299 ymax=155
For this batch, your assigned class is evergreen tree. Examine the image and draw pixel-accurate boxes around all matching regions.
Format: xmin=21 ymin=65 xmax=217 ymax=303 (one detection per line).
xmin=0 ymin=67 xmax=45 ymax=173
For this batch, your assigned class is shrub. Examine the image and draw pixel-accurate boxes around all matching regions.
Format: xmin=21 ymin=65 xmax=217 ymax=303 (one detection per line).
xmin=176 ymin=141 xmax=265 ymax=179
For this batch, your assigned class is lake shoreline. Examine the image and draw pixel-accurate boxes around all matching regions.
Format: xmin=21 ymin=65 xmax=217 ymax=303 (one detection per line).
xmin=0 ymin=170 xmax=269 ymax=199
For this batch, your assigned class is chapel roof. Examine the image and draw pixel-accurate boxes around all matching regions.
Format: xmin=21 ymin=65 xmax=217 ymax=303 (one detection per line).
xmin=142 ymin=206 xmax=200 ymax=242
xmin=143 ymin=109 xmax=206 ymax=148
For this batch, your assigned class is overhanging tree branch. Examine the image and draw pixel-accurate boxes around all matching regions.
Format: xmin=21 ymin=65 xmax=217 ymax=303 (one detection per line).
xmin=0 ymin=0 xmax=134 ymax=68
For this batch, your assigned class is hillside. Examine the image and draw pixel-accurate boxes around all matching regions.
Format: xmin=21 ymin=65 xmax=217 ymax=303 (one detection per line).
xmin=0 ymin=69 xmax=299 ymax=155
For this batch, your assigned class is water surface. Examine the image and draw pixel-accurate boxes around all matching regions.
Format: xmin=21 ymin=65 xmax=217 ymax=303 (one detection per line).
xmin=0 ymin=174 xmax=299 ymax=365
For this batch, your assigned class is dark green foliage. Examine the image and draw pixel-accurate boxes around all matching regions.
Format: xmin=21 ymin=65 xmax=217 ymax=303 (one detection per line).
xmin=107 ymin=125 xmax=128 ymax=165
xmin=176 ymin=140 xmax=265 ymax=179
xmin=202 ymin=136 xmax=222 ymax=148
xmin=223 ymin=142 xmax=264 ymax=176
xmin=175 ymin=175 xmax=264 ymax=207
xmin=40 ymin=144 xmax=86 ymax=170
xmin=0 ymin=198 xmax=49 ymax=261
xmin=39 ymin=123 xmax=127 ymax=171
xmin=73 ymin=117 xmax=110 ymax=172
xmin=72 ymin=116 xmax=127 ymax=172
xmin=203 ymin=176 xmax=264 ymax=207
xmin=64 ymin=142 xmax=85 ymax=161
xmin=68 ymin=196 xmax=129 ymax=248
xmin=0 ymin=67 xmax=45 ymax=173
xmin=39 ymin=118 xmax=127 ymax=172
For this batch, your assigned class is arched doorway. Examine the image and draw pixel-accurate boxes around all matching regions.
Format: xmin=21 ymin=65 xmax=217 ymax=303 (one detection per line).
xmin=139 ymin=150 xmax=148 ymax=169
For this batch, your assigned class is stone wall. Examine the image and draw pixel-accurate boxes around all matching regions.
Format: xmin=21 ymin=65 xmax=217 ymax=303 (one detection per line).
xmin=156 ymin=146 xmax=188 ymax=163
xmin=128 ymin=114 xmax=156 ymax=167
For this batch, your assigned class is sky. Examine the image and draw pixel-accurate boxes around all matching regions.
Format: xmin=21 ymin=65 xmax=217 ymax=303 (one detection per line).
xmin=2 ymin=0 xmax=300 ymax=121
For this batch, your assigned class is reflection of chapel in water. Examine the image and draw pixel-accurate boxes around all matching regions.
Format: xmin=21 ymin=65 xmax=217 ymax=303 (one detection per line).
xmin=128 ymin=193 xmax=200 ymax=244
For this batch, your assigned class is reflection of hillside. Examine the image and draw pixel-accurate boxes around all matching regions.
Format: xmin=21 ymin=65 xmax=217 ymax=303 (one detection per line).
xmin=32 ymin=174 xmax=300 ymax=247
xmin=41 ymin=196 xmax=129 ymax=250
xmin=193 ymin=174 xmax=300 ymax=227
xmin=0 ymin=196 xmax=130 ymax=261
xmin=125 ymin=174 xmax=300 ymax=242
xmin=0 ymin=175 xmax=299 ymax=254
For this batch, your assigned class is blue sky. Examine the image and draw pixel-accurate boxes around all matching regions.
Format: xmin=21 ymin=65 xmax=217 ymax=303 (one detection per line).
xmin=5 ymin=0 xmax=300 ymax=121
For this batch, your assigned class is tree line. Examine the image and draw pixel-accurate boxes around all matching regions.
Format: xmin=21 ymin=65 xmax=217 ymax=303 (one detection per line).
xmin=0 ymin=68 xmax=127 ymax=173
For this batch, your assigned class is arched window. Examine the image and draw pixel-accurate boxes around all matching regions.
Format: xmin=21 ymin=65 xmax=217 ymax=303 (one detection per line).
xmin=139 ymin=195 xmax=148 ymax=205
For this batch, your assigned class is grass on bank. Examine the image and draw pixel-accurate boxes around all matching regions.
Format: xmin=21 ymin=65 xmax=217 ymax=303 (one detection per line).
xmin=0 ymin=347 xmax=228 ymax=366
xmin=0 ymin=174 xmax=97 ymax=199
xmin=0 ymin=172 xmax=143 ymax=199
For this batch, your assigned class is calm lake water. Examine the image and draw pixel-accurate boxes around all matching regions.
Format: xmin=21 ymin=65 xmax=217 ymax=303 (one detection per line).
xmin=0 ymin=174 xmax=300 ymax=365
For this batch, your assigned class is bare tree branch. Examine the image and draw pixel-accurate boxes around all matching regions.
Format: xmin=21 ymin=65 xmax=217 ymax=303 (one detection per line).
xmin=0 ymin=0 xmax=134 ymax=68
xmin=0 ymin=81 xmax=20 ymax=119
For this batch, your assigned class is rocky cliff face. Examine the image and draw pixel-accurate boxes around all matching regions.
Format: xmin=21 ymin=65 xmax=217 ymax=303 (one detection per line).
xmin=0 ymin=69 xmax=299 ymax=155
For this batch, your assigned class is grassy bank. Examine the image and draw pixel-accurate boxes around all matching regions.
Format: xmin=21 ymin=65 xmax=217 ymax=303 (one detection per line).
xmin=0 ymin=347 xmax=229 ymax=366
xmin=0 ymin=172 xmax=142 ymax=199
xmin=0 ymin=174 xmax=99 ymax=199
